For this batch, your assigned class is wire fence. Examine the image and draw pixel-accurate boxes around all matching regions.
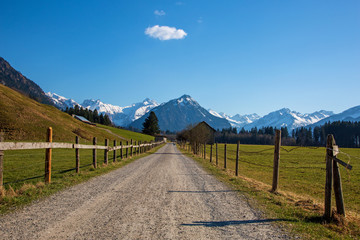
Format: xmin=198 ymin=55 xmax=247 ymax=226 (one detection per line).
xmin=179 ymin=139 xmax=359 ymax=216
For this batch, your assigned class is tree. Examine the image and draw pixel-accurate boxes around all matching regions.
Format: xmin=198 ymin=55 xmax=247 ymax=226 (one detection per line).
xmin=142 ymin=111 xmax=160 ymax=136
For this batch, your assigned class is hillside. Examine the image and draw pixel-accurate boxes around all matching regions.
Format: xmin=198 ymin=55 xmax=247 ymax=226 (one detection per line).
xmin=0 ymin=84 xmax=153 ymax=143
xmin=0 ymin=57 xmax=53 ymax=105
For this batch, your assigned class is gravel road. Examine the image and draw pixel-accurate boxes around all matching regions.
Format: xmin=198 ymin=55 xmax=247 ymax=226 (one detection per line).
xmin=0 ymin=143 xmax=290 ymax=239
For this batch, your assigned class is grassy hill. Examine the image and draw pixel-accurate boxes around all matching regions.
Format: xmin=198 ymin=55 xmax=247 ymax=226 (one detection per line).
xmin=0 ymin=84 xmax=153 ymax=143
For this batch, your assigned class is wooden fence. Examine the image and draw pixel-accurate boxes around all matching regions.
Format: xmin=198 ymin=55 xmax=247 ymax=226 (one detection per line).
xmin=0 ymin=127 xmax=164 ymax=185
xmin=178 ymin=130 xmax=353 ymax=222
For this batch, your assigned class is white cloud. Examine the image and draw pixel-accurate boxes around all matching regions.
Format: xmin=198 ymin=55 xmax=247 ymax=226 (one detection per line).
xmin=145 ymin=25 xmax=187 ymax=41
xmin=154 ymin=10 xmax=166 ymax=16
xmin=197 ymin=17 xmax=203 ymax=24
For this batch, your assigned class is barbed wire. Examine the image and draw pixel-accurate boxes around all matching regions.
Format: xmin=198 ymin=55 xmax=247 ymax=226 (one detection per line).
xmin=238 ymin=159 xmax=273 ymax=168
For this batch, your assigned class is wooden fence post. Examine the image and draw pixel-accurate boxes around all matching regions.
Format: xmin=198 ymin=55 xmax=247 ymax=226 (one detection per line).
xmin=120 ymin=141 xmax=123 ymax=160
xmin=93 ymin=137 xmax=97 ymax=168
xmin=104 ymin=139 xmax=109 ymax=165
xmin=224 ymin=143 xmax=227 ymax=169
xmin=126 ymin=141 xmax=129 ymax=158
xmin=333 ymin=152 xmax=345 ymax=216
xmin=113 ymin=140 xmax=117 ymax=163
xmin=272 ymin=130 xmax=281 ymax=192
xmin=210 ymin=144 xmax=213 ymax=163
xmin=0 ymin=132 xmax=4 ymax=187
xmin=130 ymin=139 xmax=133 ymax=157
xmin=216 ymin=143 xmax=218 ymax=166
xmin=324 ymin=134 xmax=334 ymax=221
xmin=236 ymin=141 xmax=240 ymax=176
xmin=45 ymin=127 xmax=52 ymax=184
xmin=204 ymin=143 xmax=206 ymax=159
xmin=75 ymin=136 xmax=80 ymax=173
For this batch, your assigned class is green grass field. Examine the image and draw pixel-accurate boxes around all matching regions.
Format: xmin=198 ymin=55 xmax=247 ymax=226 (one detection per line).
xmin=202 ymin=144 xmax=360 ymax=214
xmin=181 ymin=143 xmax=360 ymax=239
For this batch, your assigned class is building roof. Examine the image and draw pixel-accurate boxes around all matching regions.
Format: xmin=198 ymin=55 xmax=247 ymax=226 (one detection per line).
xmin=193 ymin=121 xmax=216 ymax=132
xmin=74 ymin=115 xmax=91 ymax=123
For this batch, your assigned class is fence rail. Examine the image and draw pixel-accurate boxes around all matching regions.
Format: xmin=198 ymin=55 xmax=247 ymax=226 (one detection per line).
xmin=0 ymin=142 xmax=157 ymax=151
xmin=0 ymin=127 xmax=164 ymax=186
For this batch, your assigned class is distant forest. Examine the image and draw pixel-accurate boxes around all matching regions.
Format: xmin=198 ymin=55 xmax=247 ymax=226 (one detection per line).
xmin=215 ymin=121 xmax=360 ymax=148
xmin=64 ymin=106 xmax=112 ymax=126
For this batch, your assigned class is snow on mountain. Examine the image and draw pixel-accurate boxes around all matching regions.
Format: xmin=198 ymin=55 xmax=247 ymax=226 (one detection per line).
xmin=46 ymin=92 xmax=81 ymax=110
xmin=208 ymin=110 xmax=261 ymax=129
xmin=81 ymin=98 xmax=159 ymax=126
xmin=309 ymin=105 xmax=360 ymax=127
xmin=82 ymin=99 xmax=123 ymax=115
xmin=243 ymin=108 xmax=334 ymax=131
xmin=46 ymin=92 xmax=158 ymax=126
xmin=131 ymin=95 xmax=231 ymax=132
xmin=232 ymin=113 xmax=261 ymax=124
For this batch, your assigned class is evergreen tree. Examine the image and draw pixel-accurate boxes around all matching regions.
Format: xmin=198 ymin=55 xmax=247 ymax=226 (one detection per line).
xmin=99 ymin=113 xmax=105 ymax=125
xmin=142 ymin=111 xmax=160 ymax=136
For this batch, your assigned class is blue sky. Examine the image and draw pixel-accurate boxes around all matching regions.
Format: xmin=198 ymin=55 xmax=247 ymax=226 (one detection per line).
xmin=1 ymin=0 xmax=359 ymax=116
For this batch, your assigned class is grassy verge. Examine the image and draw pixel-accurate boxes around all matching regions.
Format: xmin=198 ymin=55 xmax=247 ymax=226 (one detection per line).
xmin=178 ymin=144 xmax=360 ymax=239
xmin=0 ymin=143 xmax=165 ymax=215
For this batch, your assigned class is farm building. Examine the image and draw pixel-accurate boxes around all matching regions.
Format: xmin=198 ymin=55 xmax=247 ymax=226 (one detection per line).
xmin=178 ymin=121 xmax=216 ymax=145
xmin=72 ymin=115 xmax=96 ymax=126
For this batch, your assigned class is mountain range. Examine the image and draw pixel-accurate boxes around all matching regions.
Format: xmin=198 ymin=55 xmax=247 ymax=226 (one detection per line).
xmin=1 ymin=56 xmax=360 ymax=133
xmin=45 ymin=91 xmax=360 ymax=133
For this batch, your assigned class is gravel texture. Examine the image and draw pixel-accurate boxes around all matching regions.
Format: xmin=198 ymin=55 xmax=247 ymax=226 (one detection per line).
xmin=0 ymin=143 xmax=290 ymax=239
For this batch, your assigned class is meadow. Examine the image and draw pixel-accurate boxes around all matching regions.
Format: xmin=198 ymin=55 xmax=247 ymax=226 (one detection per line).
xmin=202 ymin=143 xmax=360 ymax=214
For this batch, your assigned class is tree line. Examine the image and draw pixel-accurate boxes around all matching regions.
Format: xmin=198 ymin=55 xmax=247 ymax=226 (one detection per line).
xmin=215 ymin=121 xmax=360 ymax=148
xmin=215 ymin=126 xmax=293 ymax=146
xmin=64 ymin=106 xmax=112 ymax=126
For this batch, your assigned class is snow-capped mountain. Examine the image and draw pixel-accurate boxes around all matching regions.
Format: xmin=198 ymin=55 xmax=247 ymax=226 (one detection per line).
xmin=46 ymin=92 xmax=159 ymax=126
xmin=46 ymin=92 xmax=81 ymax=110
xmin=81 ymin=98 xmax=159 ymax=126
xmin=47 ymin=91 xmax=359 ymax=132
xmin=243 ymin=108 xmax=333 ymax=131
xmin=208 ymin=110 xmax=261 ymax=129
xmin=130 ymin=95 xmax=231 ymax=132
xmin=309 ymin=105 xmax=360 ymax=128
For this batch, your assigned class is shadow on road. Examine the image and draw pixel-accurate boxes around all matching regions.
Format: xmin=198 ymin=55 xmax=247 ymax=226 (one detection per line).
xmin=181 ymin=219 xmax=292 ymax=227
xmin=168 ymin=190 xmax=241 ymax=193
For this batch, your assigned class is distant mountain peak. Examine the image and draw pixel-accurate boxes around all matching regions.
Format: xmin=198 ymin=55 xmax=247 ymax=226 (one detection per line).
xmin=46 ymin=92 xmax=80 ymax=110
xmin=174 ymin=94 xmax=199 ymax=107
xmin=130 ymin=95 xmax=230 ymax=132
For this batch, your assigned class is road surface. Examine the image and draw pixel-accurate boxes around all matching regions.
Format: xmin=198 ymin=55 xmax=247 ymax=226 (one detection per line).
xmin=0 ymin=143 xmax=289 ymax=239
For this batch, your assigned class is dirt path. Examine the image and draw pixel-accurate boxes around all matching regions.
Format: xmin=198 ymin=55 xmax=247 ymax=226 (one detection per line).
xmin=0 ymin=144 xmax=290 ymax=239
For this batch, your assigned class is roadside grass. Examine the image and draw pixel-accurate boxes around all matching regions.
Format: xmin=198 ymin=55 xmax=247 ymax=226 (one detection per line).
xmin=179 ymin=144 xmax=360 ymax=239
xmin=0 ymin=143 xmax=165 ymax=214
